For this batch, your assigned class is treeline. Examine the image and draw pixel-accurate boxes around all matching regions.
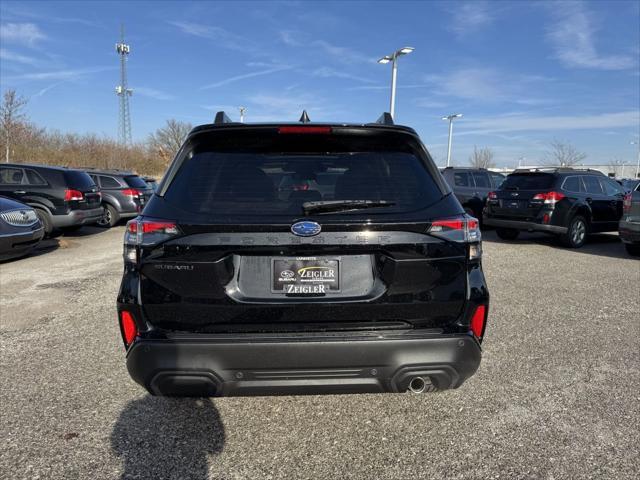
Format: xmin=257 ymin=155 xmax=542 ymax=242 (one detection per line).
xmin=1 ymin=89 xmax=191 ymax=177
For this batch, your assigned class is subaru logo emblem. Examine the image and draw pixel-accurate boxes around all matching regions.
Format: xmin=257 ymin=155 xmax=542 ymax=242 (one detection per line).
xmin=291 ymin=221 xmax=321 ymax=237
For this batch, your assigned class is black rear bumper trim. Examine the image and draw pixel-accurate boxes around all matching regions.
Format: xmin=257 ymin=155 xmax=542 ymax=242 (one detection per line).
xmin=126 ymin=334 xmax=482 ymax=397
xmin=483 ymin=217 xmax=567 ymax=234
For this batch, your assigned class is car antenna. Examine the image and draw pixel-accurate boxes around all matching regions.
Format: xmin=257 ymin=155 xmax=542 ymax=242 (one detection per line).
xmin=214 ymin=111 xmax=233 ymax=124
xmin=299 ymin=110 xmax=310 ymax=123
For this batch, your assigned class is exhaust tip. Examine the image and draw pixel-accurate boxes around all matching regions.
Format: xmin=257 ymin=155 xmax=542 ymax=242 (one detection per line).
xmin=408 ymin=376 xmax=427 ymax=394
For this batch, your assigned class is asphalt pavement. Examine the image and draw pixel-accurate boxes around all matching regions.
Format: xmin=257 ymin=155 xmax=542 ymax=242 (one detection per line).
xmin=1 ymin=226 xmax=638 ymax=479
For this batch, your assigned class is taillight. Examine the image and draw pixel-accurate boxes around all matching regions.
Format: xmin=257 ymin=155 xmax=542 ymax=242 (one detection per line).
xmin=122 ymin=188 xmax=140 ymax=198
xmin=292 ymin=183 xmax=310 ymax=191
xmin=119 ymin=311 xmax=138 ymax=347
xmin=125 ymin=217 xmax=180 ymax=250
xmin=64 ymin=189 xmax=84 ymax=201
xmin=470 ymin=305 xmax=487 ymax=339
xmin=623 ymin=193 xmax=632 ymax=212
xmin=429 ymin=215 xmax=481 ymax=243
xmin=278 ymin=126 xmax=332 ymax=134
xmin=532 ymin=191 xmax=565 ymax=205
xmin=488 ymin=191 xmax=497 ymax=200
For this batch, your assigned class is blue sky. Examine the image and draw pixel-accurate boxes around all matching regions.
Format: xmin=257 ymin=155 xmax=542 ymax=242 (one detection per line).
xmin=1 ymin=0 xmax=638 ymax=167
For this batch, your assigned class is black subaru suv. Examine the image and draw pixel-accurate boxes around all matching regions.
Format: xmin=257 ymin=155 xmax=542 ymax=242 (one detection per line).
xmin=0 ymin=163 xmax=102 ymax=235
xmin=117 ymin=113 xmax=489 ymax=397
xmin=484 ymin=168 xmax=625 ymax=248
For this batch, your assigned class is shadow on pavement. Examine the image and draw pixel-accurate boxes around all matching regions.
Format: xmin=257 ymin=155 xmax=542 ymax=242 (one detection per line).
xmin=111 ymin=396 xmax=225 ymax=480
xmin=482 ymin=230 xmax=634 ymax=260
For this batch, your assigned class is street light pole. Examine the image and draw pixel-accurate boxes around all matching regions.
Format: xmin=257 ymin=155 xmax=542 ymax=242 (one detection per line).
xmin=239 ymin=106 xmax=246 ymax=123
xmin=378 ymin=47 xmax=414 ymax=119
xmin=631 ymin=141 xmax=640 ymax=178
xmin=442 ymin=113 xmax=463 ymax=167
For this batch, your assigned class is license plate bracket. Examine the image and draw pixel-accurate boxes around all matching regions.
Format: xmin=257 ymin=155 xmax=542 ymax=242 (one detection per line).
xmin=272 ymin=257 xmax=340 ymax=294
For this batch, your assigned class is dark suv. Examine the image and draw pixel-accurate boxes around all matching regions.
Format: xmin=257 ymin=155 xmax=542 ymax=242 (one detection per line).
xmin=86 ymin=169 xmax=153 ymax=227
xmin=484 ymin=168 xmax=625 ymax=248
xmin=440 ymin=167 xmax=505 ymax=221
xmin=117 ymin=113 xmax=490 ymax=397
xmin=0 ymin=163 xmax=102 ymax=235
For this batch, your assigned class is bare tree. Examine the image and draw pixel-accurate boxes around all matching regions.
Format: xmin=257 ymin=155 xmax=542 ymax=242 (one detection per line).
xmin=468 ymin=145 xmax=495 ymax=169
xmin=607 ymin=157 xmax=627 ymax=178
xmin=544 ymin=139 xmax=587 ymax=166
xmin=147 ymin=119 xmax=192 ymax=165
xmin=0 ymin=89 xmax=28 ymax=163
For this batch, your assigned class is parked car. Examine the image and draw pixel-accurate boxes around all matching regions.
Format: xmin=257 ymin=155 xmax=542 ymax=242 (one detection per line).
xmin=0 ymin=196 xmax=44 ymax=261
xmin=0 ymin=164 xmax=102 ymax=235
xmin=484 ymin=168 xmax=625 ymax=248
xmin=85 ymin=169 xmax=153 ymax=227
xmin=117 ymin=112 xmax=489 ymax=397
xmin=619 ymin=182 xmax=640 ymax=256
xmin=142 ymin=176 xmax=159 ymax=193
xmin=619 ymin=178 xmax=640 ymax=193
xmin=440 ymin=167 xmax=505 ymax=221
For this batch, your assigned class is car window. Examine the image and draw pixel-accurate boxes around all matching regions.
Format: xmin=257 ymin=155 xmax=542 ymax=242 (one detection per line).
xmin=0 ymin=167 xmax=25 ymax=185
xmin=582 ymin=175 xmax=604 ymax=194
xmin=453 ymin=171 xmax=472 ymax=187
xmin=599 ymin=177 xmax=622 ymax=196
xmin=124 ymin=175 xmax=148 ymax=188
xmin=490 ymin=172 xmax=505 ymax=188
xmin=24 ymin=169 xmax=47 ymax=185
xmin=501 ymin=173 xmax=555 ymax=190
xmin=64 ymin=170 xmax=96 ymax=190
xmin=472 ymin=172 xmax=491 ymax=188
xmin=562 ymin=176 xmax=582 ymax=193
xmin=164 ymin=130 xmax=444 ymax=219
xmin=99 ymin=175 xmax=121 ymax=188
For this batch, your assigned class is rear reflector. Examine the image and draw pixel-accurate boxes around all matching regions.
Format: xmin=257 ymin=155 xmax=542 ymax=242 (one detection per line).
xmin=120 ymin=311 xmax=138 ymax=346
xmin=278 ymin=126 xmax=332 ymax=134
xmin=64 ymin=189 xmax=84 ymax=201
xmin=470 ymin=305 xmax=487 ymax=339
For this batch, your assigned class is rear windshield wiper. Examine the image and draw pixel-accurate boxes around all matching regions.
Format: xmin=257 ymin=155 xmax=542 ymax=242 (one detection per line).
xmin=302 ymin=200 xmax=396 ymax=215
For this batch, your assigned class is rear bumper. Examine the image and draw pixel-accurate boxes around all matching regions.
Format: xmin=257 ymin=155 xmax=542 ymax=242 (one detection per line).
xmin=619 ymin=219 xmax=640 ymax=244
xmin=52 ymin=206 xmax=104 ymax=228
xmin=126 ymin=333 xmax=482 ymax=397
xmin=483 ymin=216 xmax=567 ymax=234
xmin=0 ymin=227 xmax=44 ymax=261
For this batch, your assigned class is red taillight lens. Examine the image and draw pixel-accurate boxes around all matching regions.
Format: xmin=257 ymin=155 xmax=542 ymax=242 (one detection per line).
xmin=122 ymin=188 xmax=140 ymax=198
xmin=64 ymin=189 xmax=84 ymax=201
xmin=292 ymin=183 xmax=310 ymax=191
xmin=429 ymin=216 xmax=480 ymax=244
xmin=119 ymin=311 xmax=138 ymax=346
xmin=488 ymin=191 xmax=497 ymax=200
xmin=141 ymin=221 xmax=178 ymax=234
xmin=623 ymin=193 xmax=632 ymax=212
xmin=532 ymin=191 xmax=565 ymax=204
xmin=125 ymin=218 xmax=180 ymax=248
xmin=278 ymin=126 xmax=332 ymax=134
xmin=470 ymin=305 xmax=487 ymax=339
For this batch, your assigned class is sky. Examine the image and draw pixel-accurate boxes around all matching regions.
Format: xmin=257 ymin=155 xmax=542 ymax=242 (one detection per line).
xmin=0 ymin=0 xmax=639 ymax=167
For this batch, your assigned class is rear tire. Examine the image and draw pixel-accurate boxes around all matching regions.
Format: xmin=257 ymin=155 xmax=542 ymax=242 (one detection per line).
xmin=96 ymin=204 xmax=119 ymax=228
xmin=496 ymin=228 xmax=519 ymax=240
xmin=34 ymin=208 xmax=53 ymax=237
xmin=625 ymin=243 xmax=640 ymax=256
xmin=559 ymin=215 xmax=587 ymax=248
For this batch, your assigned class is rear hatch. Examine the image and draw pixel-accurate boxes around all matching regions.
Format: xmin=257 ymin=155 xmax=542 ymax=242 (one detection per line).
xmin=134 ymin=126 xmax=470 ymax=333
xmin=488 ymin=172 xmax=556 ymax=219
xmin=63 ymin=170 xmax=101 ymax=209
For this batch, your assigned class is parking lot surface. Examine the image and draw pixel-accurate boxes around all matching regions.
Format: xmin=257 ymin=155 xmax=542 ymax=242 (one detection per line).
xmin=1 ymin=226 xmax=638 ymax=479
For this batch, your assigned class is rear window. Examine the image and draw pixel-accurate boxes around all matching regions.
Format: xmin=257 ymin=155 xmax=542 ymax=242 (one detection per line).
xmin=501 ymin=173 xmax=555 ymax=190
xmin=64 ymin=170 xmax=96 ymax=190
xmin=582 ymin=175 xmax=603 ymax=194
xmin=163 ymin=128 xmax=444 ymax=218
xmin=124 ymin=175 xmax=148 ymax=188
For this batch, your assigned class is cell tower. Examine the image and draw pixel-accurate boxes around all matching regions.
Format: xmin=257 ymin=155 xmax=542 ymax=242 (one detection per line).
xmin=115 ymin=24 xmax=132 ymax=145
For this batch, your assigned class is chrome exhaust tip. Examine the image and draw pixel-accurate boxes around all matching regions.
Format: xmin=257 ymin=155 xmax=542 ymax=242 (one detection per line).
xmin=408 ymin=376 xmax=427 ymax=394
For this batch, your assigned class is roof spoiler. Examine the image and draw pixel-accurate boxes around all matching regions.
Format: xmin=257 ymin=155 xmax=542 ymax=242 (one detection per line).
xmin=213 ymin=111 xmax=234 ymax=124
xmin=375 ymin=112 xmax=394 ymax=125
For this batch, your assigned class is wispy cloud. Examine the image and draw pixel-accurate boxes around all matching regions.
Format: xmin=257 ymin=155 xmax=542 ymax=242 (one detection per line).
xmin=0 ymin=48 xmax=40 ymax=66
xmin=200 ymin=65 xmax=291 ymax=90
xmin=311 ymin=67 xmax=375 ymax=84
xmin=34 ymin=82 xmax=62 ymax=98
xmin=458 ymin=111 xmax=639 ymax=135
xmin=2 ymin=66 xmax=115 ymax=82
xmin=0 ymin=22 xmax=46 ymax=46
xmin=279 ymin=30 xmax=373 ymax=64
xmin=546 ymin=1 xmax=636 ymax=70
xmin=447 ymin=1 xmax=494 ymax=37
xmin=134 ymin=87 xmax=175 ymax=101
xmin=168 ymin=21 xmax=259 ymax=54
